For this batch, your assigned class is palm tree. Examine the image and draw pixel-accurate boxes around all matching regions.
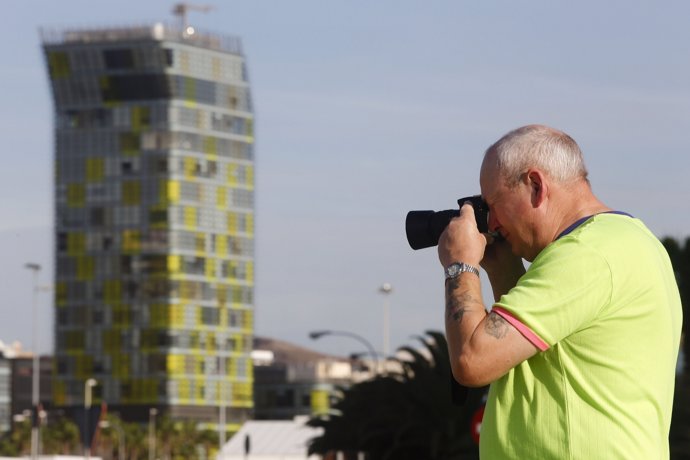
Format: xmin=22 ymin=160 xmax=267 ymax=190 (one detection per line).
xmin=662 ymin=236 xmax=690 ymax=459
xmin=42 ymin=416 xmax=81 ymax=455
xmin=308 ymin=331 xmax=486 ymax=459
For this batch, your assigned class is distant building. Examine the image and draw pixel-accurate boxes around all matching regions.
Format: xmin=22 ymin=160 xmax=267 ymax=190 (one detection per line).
xmin=0 ymin=356 xmax=10 ymax=432
xmin=40 ymin=23 xmax=255 ymax=431
xmin=10 ymin=356 xmax=53 ymax=422
xmin=252 ymin=337 xmax=369 ymax=420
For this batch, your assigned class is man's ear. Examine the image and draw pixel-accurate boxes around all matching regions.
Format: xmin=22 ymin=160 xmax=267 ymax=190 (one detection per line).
xmin=526 ymin=169 xmax=547 ymax=208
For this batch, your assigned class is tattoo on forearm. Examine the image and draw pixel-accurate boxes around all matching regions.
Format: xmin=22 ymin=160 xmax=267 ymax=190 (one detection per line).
xmin=445 ymin=278 xmax=479 ymax=324
xmin=485 ymin=312 xmax=509 ymax=339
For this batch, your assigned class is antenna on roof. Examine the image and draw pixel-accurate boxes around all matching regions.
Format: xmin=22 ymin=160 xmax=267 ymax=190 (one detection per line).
xmin=172 ymin=3 xmax=214 ymax=36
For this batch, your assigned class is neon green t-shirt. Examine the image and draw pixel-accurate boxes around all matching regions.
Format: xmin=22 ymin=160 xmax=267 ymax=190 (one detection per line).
xmin=480 ymin=213 xmax=682 ymax=459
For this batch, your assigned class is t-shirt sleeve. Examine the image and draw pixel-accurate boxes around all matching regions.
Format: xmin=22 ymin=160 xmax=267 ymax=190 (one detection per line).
xmin=493 ymin=237 xmax=612 ymax=349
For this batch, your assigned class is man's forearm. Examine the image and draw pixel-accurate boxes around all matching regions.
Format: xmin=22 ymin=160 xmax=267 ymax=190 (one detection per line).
xmin=445 ymin=272 xmax=487 ymax=372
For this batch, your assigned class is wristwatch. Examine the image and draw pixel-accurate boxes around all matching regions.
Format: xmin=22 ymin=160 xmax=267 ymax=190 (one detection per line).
xmin=444 ymin=262 xmax=480 ymax=280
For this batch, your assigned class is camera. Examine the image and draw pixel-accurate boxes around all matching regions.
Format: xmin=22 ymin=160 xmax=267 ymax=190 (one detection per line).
xmin=405 ymin=195 xmax=490 ymax=250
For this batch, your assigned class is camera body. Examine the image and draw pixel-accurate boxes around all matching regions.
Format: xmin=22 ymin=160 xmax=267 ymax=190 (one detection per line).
xmin=405 ymin=195 xmax=489 ymax=250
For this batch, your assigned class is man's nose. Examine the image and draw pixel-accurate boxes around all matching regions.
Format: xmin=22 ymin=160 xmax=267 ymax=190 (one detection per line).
xmin=488 ymin=213 xmax=501 ymax=233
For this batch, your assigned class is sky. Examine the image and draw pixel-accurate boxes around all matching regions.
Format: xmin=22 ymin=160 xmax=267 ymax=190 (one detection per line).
xmin=1 ymin=0 xmax=689 ymax=357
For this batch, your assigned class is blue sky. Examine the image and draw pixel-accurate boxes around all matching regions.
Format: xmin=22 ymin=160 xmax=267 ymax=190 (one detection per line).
xmin=1 ymin=0 xmax=689 ymax=356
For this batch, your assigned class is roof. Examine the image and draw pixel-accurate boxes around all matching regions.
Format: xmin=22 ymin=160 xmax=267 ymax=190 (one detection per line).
xmin=219 ymin=419 xmax=322 ymax=459
xmin=253 ymin=336 xmax=343 ymax=365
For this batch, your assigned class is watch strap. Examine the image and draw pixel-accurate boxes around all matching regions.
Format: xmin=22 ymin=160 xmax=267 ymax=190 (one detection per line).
xmin=444 ymin=262 xmax=480 ymax=280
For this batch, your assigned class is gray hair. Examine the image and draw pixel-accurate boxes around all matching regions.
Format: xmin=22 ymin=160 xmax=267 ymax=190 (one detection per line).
xmin=485 ymin=125 xmax=588 ymax=187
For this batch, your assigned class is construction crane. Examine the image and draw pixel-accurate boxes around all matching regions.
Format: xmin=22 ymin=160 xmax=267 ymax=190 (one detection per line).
xmin=172 ymin=3 xmax=213 ymax=34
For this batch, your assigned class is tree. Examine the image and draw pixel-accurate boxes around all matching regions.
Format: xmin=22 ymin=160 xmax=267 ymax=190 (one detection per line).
xmin=662 ymin=236 xmax=690 ymax=458
xmin=308 ymin=331 xmax=486 ymax=459
xmin=661 ymin=236 xmax=689 ymax=370
xmin=42 ymin=415 xmax=81 ymax=455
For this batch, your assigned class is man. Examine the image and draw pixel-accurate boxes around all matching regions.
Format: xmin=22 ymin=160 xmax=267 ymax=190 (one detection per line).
xmin=438 ymin=125 xmax=682 ymax=459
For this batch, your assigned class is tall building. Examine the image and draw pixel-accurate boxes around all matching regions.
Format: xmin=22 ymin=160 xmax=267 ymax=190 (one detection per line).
xmin=41 ymin=24 xmax=255 ymax=431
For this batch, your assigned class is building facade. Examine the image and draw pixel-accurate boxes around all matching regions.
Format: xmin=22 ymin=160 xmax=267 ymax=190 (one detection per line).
xmin=252 ymin=337 xmax=369 ymax=420
xmin=41 ymin=24 xmax=255 ymax=430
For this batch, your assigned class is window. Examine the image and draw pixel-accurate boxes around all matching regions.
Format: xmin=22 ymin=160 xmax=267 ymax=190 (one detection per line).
xmin=103 ymin=49 xmax=134 ymax=69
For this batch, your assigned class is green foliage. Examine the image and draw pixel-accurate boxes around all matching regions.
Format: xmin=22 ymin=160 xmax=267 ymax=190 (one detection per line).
xmin=307 ymin=331 xmax=486 ymax=460
xmin=661 ymin=236 xmax=690 ymax=369
xmin=0 ymin=412 xmax=219 ymax=460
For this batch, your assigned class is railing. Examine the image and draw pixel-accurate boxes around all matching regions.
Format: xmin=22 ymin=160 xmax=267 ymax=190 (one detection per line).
xmin=39 ymin=22 xmax=243 ymax=55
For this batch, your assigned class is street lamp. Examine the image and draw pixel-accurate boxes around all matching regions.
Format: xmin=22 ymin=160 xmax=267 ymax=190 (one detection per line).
xmin=84 ymin=378 xmax=97 ymax=459
xmin=149 ymin=408 xmax=158 ymax=460
xmin=24 ymin=262 xmax=41 ymax=460
xmin=379 ymin=283 xmax=393 ymax=359
xmin=99 ymin=420 xmax=125 ymax=460
xmin=309 ymin=330 xmax=379 ymax=377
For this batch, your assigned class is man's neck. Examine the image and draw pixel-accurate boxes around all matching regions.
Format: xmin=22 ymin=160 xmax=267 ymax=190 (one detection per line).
xmin=553 ymin=186 xmax=610 ymax=241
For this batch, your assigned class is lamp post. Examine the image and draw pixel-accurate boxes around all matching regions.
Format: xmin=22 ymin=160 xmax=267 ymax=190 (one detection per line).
xmin=24 ymin=262 xmax=41 ymax=460
xmin=379 ymin=283 xmax=393 ymax=360
xmin=99 ymin=420 xmax=125 ymax=460
xmin=149 ymin=408 xmax=158 ymax=460
xmin=84 ymin=378 xmax=97 ymax=459
xmin=309 ymin=330 xmax=379 ymax=377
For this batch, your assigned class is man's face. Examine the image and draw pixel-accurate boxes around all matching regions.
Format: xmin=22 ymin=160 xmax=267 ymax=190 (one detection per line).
xmin=480 ymin=160 xmax=538 ymax=261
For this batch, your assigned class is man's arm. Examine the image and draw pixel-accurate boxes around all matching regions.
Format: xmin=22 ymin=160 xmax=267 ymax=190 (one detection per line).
xmin=439 ymin=203 xmax=537 ymax=387
xmin=444 ymin=272 xmax=537 ymax=387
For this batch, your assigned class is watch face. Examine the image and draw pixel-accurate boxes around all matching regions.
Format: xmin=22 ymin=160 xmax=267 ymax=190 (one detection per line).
xmin=447 ymin=264 xmax=460 ymax=277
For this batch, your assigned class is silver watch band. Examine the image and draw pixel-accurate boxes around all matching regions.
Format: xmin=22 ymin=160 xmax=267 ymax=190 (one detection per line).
xmin=444 ymin=262 xmax=480 ymax=280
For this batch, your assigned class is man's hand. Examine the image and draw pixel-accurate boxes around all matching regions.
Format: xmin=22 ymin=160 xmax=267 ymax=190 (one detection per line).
xmin=438 ymin=202 xmax=488 ymax=268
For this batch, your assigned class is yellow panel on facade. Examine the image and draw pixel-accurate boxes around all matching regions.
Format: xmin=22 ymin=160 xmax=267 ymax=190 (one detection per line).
xmin=242 ymin=310 xmax=253 ymax=332
xmin=131 ymin=106 xmax=151 ymax=132
xmin=104 ymin=329 xmax=124 ymax=350
xmin=204 ymin=136 xmax=217 ymax=155
xmin=113 ymin=354 xmax=130 ymax=378
xmin=246 ymin=214 xmax=254 ymax=236
xmin=103 ymin=280 xmax=122 ymax=302
xmin=216 ymin=235 xmax=227 ymax=256
xmin=122 ymin=181 xmax=141 ymax=205
xmin=167 ymin=354 xmax=184 ymax=374
xmin=76 ymin=256 xmax=95 ymax=280
xmin=246 ymin=118 xmax=254 ymax=138
xmin=67 ymin=232 xmax=85 ymax=256
xmin=245 ymin=261 xmax=254 ymax=284
xmin=205 ymin=259 xmax=215 ymax=279
xmin=75 ymin=355 xmax=94 ymax=377
xmin=212 ymin=57 xmax=221 ymax=79
xmin=231 ymin=382 xmax=253 ymax=408
xmin=48 ymin=51 xmax=70 ymax=78
xmin=170 ymin=304 xmax=184 ymax=327
xmin=167 ymin=255 xmax=181 ymax=274
xmin=184 ymin=76 xmax=195 ymax=101
xmin=311 ymin=389 xmax=330 ymax=416
xmin=179 ymin=379 xmax=191 ymax=400
xmin=67 ymin=183 xmax=85 ymax=207
xmin=86 ymin=158 xmax=104 ymax=182
xmin=119 ymin=132 xmax=140 ymax=156
xmin=184 ymin=157 xmax=196 ymax=180
xmin=216 ymin=186 xmax=227 ymax=209
xmin=232 ymin=333 xmax=244 ymax=353
xmin=228 ymin=212 xmax=237 ymax=235
xmin=227 ymin=164 xmax=238 ymax=186
xmin=53 ymin=381 xmax=67 ymax=406
xmin=246 ymin=165 xmax=254 ymax=190
xmin=122 ymin=230 xmax=141 ymax=253
xmin=184 ymin=206 xmax=197 ymax=228
xmin=158 ymin=179 xmax=178 ymax=204
xmin=195 ymin=233 xmax=205 ymax=253
xmin=56 ymin=282 xmax=67 ymax=306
